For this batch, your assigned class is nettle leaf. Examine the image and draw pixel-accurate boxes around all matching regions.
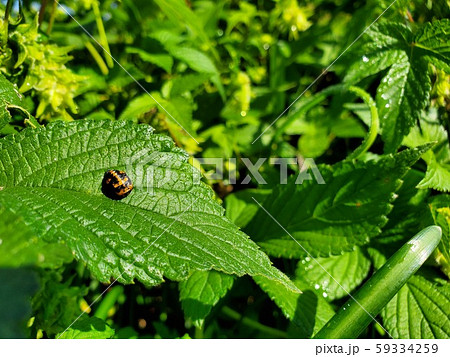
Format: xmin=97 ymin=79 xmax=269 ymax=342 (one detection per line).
xmin=295 ymin=248 xmax=371 ymax=301
xmin=179 ymin=270 xmax=234 ymax=328
xmin=254 ymin=276 xmax=334 ymax=338
xmin=403 ymin=113 xmax=450 ymax=192
xmin=0 ymin=206 xmax=72 ymax=269
xmin=0 ymin=120 xmax=297 ymax=290
xmin=376 ymin=54 xmax=430 ymax=154
xmin=414 ymin=19 xmax=450 ymax=73
xmin=377 ymin=169 xmax=429 ymax=244
xmin=245 ymin=146 xmax=431 ymax=258
xmin=381 ymin=273 xmax=450 ymax=338
xmin=56 ymin=317 xmax=114 ymax=339
xmin=344 ymin=20 xmax=450 ymax=152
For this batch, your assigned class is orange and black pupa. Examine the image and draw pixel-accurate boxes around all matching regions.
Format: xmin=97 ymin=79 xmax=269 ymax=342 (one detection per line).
xmin=101 ymin=170 xmax=134 ymax=200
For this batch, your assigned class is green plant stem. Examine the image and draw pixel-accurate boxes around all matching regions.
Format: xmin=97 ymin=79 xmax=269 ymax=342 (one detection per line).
xmin=347 ymin=86 xmax=379 ymax=160
xmin=1 ymin=0 xmax=14 ymax=46
xmin=221 ymin=306 xmax=288 ymax=338
xmin=194 ymin=326 xmax=204 ymax=339
xmin=92 ymin=1 xmax=114 ymax=68
xmin=84 ymin=39 xmax=109 ymax=76
xmin=94 ymin=285 xmax=124 ymax=320
xmin=85 ymin=40 xmax=109 ymax=75
xmin=314 ymin=226 xmax=442 ymax=339
xmin=46 ymin=0 xmax=57 ymax=35
xmin=38 ymin=0 xmax=48 ymax=25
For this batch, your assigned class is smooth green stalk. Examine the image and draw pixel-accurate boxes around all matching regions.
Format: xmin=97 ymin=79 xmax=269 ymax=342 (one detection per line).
xmin=85 ymin=40 xmax=109 ymax=75
xmin=1 ymin=0 xmax=14 ymax=46
xmin=46 ymin=0 xmax=57 ymax=35
xmin=194 ymin=326 xmax=204 ymax=339
xmin=94 ymin=285 xmax=124 ymax=320
xmin=347 ymin=86 xmax=379 ymax=160
xmin=314 ymin=226 xmax=442 ymax=339
xmin=38 ymin=0 xmax=48 ymax=25
xmin=221 ymin=306 xmax=288 ymax=338
xmin=92 ymin=0 xmax=114 ymax=68
xmin=273 ymin=84 xmax=345 ymax=142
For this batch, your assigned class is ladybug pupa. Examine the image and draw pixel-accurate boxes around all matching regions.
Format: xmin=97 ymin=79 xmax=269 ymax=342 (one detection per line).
xmin=101 ymin=170 xmax=134 ymax=200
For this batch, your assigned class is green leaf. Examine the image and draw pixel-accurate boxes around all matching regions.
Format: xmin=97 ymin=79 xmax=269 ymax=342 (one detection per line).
xmin=170 ymin=73 xmax=211 ymax=97
xmin=153 ymin=0 xmax=210 ymax=46
xmin=429 ymin=196 xmax=450 ymax=278
xmin=381 ymin=273 xmax=450 ymax=338
xmin=418 ymin=157 xmax=450 ymax=193
xmin=224 ymin=189 xmax=271 ymax=229
xmin=0 ymin=73 xmax=27 ymax=130
xmin=245 ymin=146 xmax=431 ymax=258
xmin=168 ymin=46 xmax=218 ymax=74
xmin=344 ymin=22 xmax=441 ymax=152
xmin=414 ymin=19 xmax=450 ymax=73
xmin=295 ymin=248 xmax=371 ymax=301
xmin=56 ymin=317 xmax=115 ymax=339
xmin=403 ymin=112 xmax=450 ymax=192
xmin=119 ymin=92 xmax=195 ymax=137
xmin=0 ymin=206 xmax=73 ymax=268
xmin=377 ymin=169 xmax=429 ymax=243
xmin=254 ymin=276 xmax=334 ymax=338
xmin=31 ymin=271 xmax=88 ymax=337
xmin=126 ymin=47 xmax=173 ymax=73
xmin=0 ymin=268 xmax=39 ymax=338
xmin=0 ymin=120 xmax=298 ymax=291
xmin=179 ymin=270 xmax=234 ymax=328
xmin=166 ymin=46 xmax=225 ymax=99
xmin=376 ymin=55 xmax=430 ymax=153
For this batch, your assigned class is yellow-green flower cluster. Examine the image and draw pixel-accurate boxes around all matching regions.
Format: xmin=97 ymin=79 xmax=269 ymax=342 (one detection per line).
xmin=0 ymin=16 xmax=85 ymax=120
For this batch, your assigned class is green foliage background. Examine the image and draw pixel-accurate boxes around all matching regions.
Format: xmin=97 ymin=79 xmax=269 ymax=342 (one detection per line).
xmin=0 ymin=0 xmax=449 ymax=339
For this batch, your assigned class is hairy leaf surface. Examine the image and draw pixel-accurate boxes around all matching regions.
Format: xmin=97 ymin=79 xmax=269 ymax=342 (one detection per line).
xmin=0 ymin=120 xmax=297 ymax=290
xmin=245 ymin=146 xmax=430 ymax=258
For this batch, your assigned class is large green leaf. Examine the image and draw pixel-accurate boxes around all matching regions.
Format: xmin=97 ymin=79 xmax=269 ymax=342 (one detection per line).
xmin=344 ymin=21 xmax=450 ymax=152
xmin=0 ymin=120 xmax=297 ymax=290
xmin=295 ymin=248 xmax=371 ymax=301
xmin=179 ymin=270 xmax=234 ymax=328
xmin=245 ymin=146 xmax=431 ymax=258
xmin=376 ymin=55 xmax=430 ymax=154
xmin=381 ymin=272 xmax=450 ymax=339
